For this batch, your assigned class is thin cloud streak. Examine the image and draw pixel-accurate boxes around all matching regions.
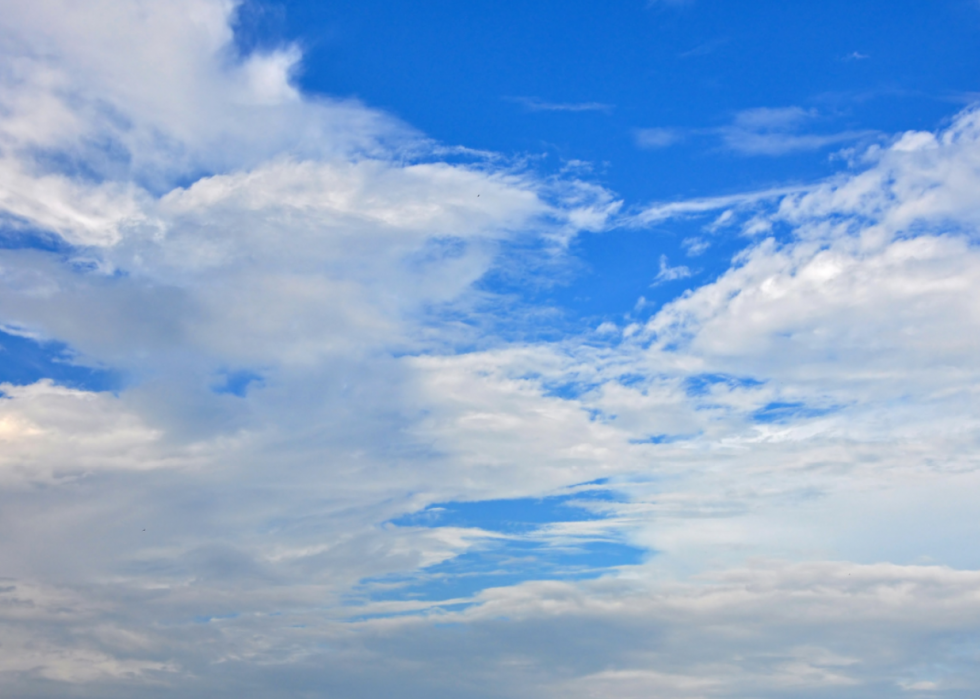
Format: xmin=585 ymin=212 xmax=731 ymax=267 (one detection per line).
xmin=507 ymin=96 xmax=614 ymax=113
xmin=629 ymin=185 xmax=806 ymax=226
xmin=719 ymin=106 xmax=878 ymax=155
xmin=635 ymin=105 xmax=880 ymax=156
xmin=634 ymin=127 xmax=683 ymax=149
xmin=678 ymin=38 xmax=728 ymax=58
xmin=720 ymin=127 xmax=877 ymax=155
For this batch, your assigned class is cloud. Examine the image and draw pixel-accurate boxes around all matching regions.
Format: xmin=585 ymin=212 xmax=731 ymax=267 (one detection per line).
xmin=633 ymin=111 xmax=980 ymax=398
xmin=647 ymin=0 xmax=696 ymax=8
xmin=636 ymin=106 xmax=878 ymax=157
xmin=507 ymin=96 xmax=614 ymax=113
xmin=634 ymin=127 xmax=682 ymax=149
xmin=631 ymin=184 xmax=803 ymax=226
xmin=718 ymin=106 xmax=878 ymax=155
xmin=652 ymin=254 xmax=693 ymax=283
xmin=3 ymin=1 xmax=980 ymax=697
xmin=678 ymin=38 xmax=728 ymax=59
xmin=6 ymin=560 xmax=980 ymax=697
xmin=682 ymin=236 xmax=710 ymax=256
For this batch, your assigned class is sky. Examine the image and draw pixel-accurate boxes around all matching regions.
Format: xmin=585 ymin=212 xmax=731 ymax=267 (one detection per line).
xmin=2 ymin=0 xmax=980 ymax=697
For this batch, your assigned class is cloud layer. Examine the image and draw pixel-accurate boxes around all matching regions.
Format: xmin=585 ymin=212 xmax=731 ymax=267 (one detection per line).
xmin=2 ymin=1 xmax=980 ymax=697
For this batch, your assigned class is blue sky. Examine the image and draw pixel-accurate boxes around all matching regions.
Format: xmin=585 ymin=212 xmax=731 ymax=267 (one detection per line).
xmin=240 ymin=0 xmax=980 ymax=327
xmin=268 ymin=0 xmax=978 ymax=195
xmin=3 ymin=1 xmax=980 ymax=697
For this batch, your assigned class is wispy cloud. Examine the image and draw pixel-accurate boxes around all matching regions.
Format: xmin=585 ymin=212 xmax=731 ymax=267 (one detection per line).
xmin=646 ymin=0 xmax=696 ymax=8
xmin=635 ymin=106 xmax=878 ymax=157
xmin=682 ymin=236 xmax=710 ymax=256
xmin=678 ymin=38 xmax=728 ymax=58
xmin=718 ymin=106 xmax=878 ymax=155
xmin=653 ymin=254 xmax=693 ymax=284
xmin=507 ymin=96 xmax=614 ymax=113
xmin=634 ymin=127 xmax=683 ymax=149
xmin=631 ymin=184 xmax=805 ymax=226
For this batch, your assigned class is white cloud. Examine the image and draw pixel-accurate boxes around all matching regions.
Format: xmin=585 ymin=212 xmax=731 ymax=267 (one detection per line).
xmin=682 ymin=236 xmax=710 ymax=256
xmin=4 ymin=560 xmax=971 ymax=697
xmin=631 ymin=185 xmax=802 ymax=226
xmin=719 ymin=106 xmax=878 ymax=155
xmin=239 ymin=47 xmax=302 ymax=106
xmin=653 ymin=253 xmax=693 ymax=283
xmin=0 ymin=380 xmax=184 ymax=484
xmin=638 ymin=107 xmax=879 ymax=157
xmin=647 ymin=0 xmax=696 ymax=8
xmin=508 ymin=96 xmax=614 ymax=113
xmin=0 ymin=0 xmax=411 ymax=190
xmin=635 ymin=127 xmax=682 ymax=149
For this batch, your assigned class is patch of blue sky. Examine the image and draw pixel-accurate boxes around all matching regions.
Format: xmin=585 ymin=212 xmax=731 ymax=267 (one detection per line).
xmin=426 ymin=206 xmax=773 ymax=350
xmin=584 ymin=407 xmax=614 ymax=423
xmin=478 ymin=213 xmax=757 ymax=334
xmin=0 ymin=216 xmax=75 ymax=254
xmin=616 ymin=373 xmax=649 ymax=388
xmin=571 ymin=477 xmax=611 ymax=488
xmin=278 ymin=0 xmax=980 ymax=200
xmin=0 ymin=329 xmax=119 ymax=392
xmin=192 ymin=613 xmax=241 ymax=624
xmin=211 ymin=369 xmax=265 ymax=397
xmin=371 ymin=490 xmax=641 ymax=603
xmin=684 ymin=373 xmax=765 ymax=397
xmin=362 ymin=538 xmax=645 ymax=603
xmin=541 ymin=379 xmax=602 ymax=401
xmin=630 ymin=433 xmax=700 ymax=445
xmin=752 ymin=401 xmax=840 ymax=424
xmin=391 ymin=491 xmax=621 ymax=535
